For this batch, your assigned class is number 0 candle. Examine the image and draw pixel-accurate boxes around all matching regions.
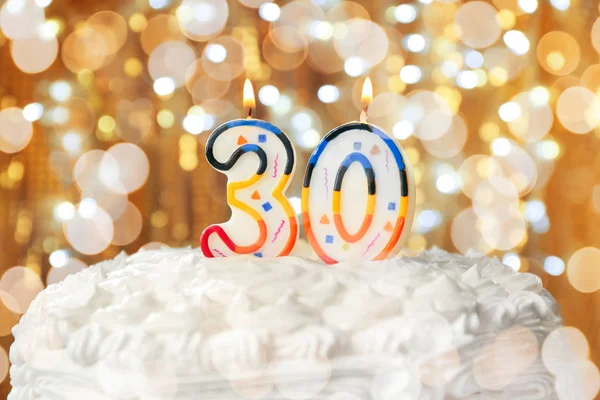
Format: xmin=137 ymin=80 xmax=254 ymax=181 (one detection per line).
xmin=302 ymin=78 xmax=415 ymax=264
xmin=200 ymin=79 xmax=298 ymax=258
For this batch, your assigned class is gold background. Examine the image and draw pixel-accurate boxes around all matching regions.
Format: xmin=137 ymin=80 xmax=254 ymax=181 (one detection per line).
xmin=0 ymin=0 xmax=599 ymax=397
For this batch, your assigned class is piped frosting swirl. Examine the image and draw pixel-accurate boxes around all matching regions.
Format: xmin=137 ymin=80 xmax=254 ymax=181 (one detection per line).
xmin=9 ymin=247 xmax=562 ymax=400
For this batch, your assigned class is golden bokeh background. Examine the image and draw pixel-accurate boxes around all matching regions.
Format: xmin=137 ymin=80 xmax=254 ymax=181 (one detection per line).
xmin=0 ymin=0 xmax=600 ymax=397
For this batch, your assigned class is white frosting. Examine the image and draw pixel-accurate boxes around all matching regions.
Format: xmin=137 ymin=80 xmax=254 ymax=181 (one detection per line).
xmin=9 ymin=247 xmax=563 ymax=400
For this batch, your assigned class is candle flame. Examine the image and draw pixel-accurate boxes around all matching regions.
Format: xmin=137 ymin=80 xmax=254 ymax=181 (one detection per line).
xmin=361 ymin=77 xmax=373 ymax=108
xmin=243 ymin=79 xmax=255 ymax=116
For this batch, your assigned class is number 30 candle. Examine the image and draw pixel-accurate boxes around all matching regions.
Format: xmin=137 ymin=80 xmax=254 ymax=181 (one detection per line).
xmin=302 ymin=78 xmax=415 ymax=264
xmin=200 ymin=79 xmax=298 ymax=258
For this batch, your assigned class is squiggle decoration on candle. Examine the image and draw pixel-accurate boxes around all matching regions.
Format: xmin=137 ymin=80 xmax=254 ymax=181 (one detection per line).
xmin=213 ymin=248 xmax=226 ymax=257
xmin=273 ymin=153 xmax=279 ymax=178
xmin=200 ymin=119 xmax=298 ymax=258
xmin=271 ymin=219 xmax=285 ymax=243
xmin=302 ymin=122 xmax=415 ymax=264
xmin=363 ymin=233 xmax=381 ymax=256
xmin=385 ymin=150 xmax=390 ymax=172
xmin=324 ymin=167 xmax=329 ymax=199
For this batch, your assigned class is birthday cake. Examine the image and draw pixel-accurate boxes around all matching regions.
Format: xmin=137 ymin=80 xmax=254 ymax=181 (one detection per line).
xmin=9 ymin=247 xmax=562 ymax=400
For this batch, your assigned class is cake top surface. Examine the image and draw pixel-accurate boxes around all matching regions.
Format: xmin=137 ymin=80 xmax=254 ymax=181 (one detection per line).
xmin=10 ymin=247 xmax=564 ymax=400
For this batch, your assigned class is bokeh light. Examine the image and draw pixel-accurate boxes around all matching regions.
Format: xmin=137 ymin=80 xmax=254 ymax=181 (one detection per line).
xmin=0 ymin=0 xmax=44 ymax=40
xmin=451 ymin=207 xmax=492 ymax=255
xmin=106 ymin=143 xmax=150 ymax=193
xmin=264 ymin=26 xmax=309 ymax=71
xmin=556 ymin=87 xmax=600 ymax=134
xmin=0 ymin=347 xmax=8 ymax=384
xmin=0 ymin=267 xmax=44 ymax=314
xmin=474 ymin=325 xmax=537 ymax=388
xmin=149 ymin=41 xmax=196 ymax=87
xmin=112 ymin=202 xmax=143 ymax=246
xmin=420 ymin=115 xmax=467 ymax=158
xmin=141 ymin=14 xmax=185 ymax=55
xmin=455 ymin=2 xmax=501 ymax=49
xmin=334 ymin=19 xmax=388 ymax=69
xmin=537 ymin=31 xmax=580 ymax=76
xmin=258 ymin=85 xmax=280 ymax=106
xmin=201 ymin=36 xmax=245 ymax=81
xmin=567 ymin=247 xmax=600 ymax=293
xmin=176 ymin=0 xmax=229 ymax=42
xmin=394 ymin=4 xmax=417 ymax=24
xmin=259 ymin=3 xmax=280 ymax=22
xmin=543 ymin=326 xmax=590 ymax=374
xmin=0 ymin=108 xmax=33 ymax=153
xmin=11 ymin=34 xmax=58 ymax=74
xmin=47 ymin=258 xmax=87 ymax=285
xmin=64 ymin=202 xmax=114 ymax=255
xmin=507 ymin=91 xmax=553 ymax=143
xmin=405 ymin=90 xmax=453 ymax=140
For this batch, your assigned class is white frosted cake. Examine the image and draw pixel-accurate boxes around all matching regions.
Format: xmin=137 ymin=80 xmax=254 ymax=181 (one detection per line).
xmin=9 ymin=247 xmax=563 ymax=399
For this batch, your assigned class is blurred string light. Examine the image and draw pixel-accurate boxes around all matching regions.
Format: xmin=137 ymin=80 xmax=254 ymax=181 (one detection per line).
xmin=50 ymin=81 xmax=72 ymax=102
xmin=535 ymin=140 xmax=561 ymax=160
xmin=524 ymin=200 xmax=546 ymax=223
xmin=48 ymin=249 xmax=69 ymax=268
xmin=518 ymin=0 xmax=538 ymax=14
xmin=153 ymin=77 xmax=176 ymax=96
xmin=205 ymin=43 xmax=227 ymax=63
xmin=394 ymin=4 xmax=417 ymax=24
xmin=258 ymin=85 xmax=280 ymax=106
xmin=502 ymin=252 xmax=521 ymax=271
xmin=317 ymin=85 xmax=339 ymax=103
xmin=183 ymin=106 xmax=214 ymax=135
xmin=457 ymin=70 xmax=478 ymax=89
xmin=51 ymin=106 xmax=68 ymax=124
xmin=62 ymin=131 xmax=82 ymax=154
xmin=149 ymin=0 xmax=170 ymax=9
xmin=491 ymin=137 xmax=511 ymax=156
xmin=440 ymin=61 xmax=459 ymax=78
xmin=504 ymin=31 xmax=530 ymax=56
xmin=400 ymin=65 xmax=421 ymax=84
xmin=436 ymin=173 xmax=460 ymax=194
xmin=22 ymin=103 xmax=43 ymax=122
xmin=465 ymin=51 xmax=484 ymax=68
xmin=531 ymin=215 xmax=550 ymax=234
xmin=415 ymin=209 xmax=442 ymax=233
xmin=53 ymin=202 xmax=75 ymax=221
xmin=405 ymin=34 xmax=426 ymax=53
xmin=310 ymin=21 xmax=333 ymax=41
xmin=550 ymin=0 xmax=569 ymax=10
xmin=298 ymin=128 xmax=320 ymax=149
xmin=258 ymin=2 xmax=280 ymax=22
xmin=498 ymin=102 xmax=521 ymax=122
xmin=393 ymin=120 xmax=414 ymax=140
xmin=272 ymin=94 xmax=292 ymax=115
xmin=291 ymin=111 xmax=313 ymax=132
xmin=529 ymin=86 xmax=550 ymax=106
xmin=157 ymin=109 xmax=175 ymax=128
xmin=78 ymin=198 xmax=98 ymax=219
xmin=344 ymin=56 xmax=366 ymax=77
xmin=545 ymin=256 xmax=565 ymax=276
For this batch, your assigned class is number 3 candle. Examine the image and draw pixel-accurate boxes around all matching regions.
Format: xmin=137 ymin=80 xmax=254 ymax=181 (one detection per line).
xmin=302 ymin=78 xmax=415 ymax=264
xmin=200 ymin=79 xmax=298 ymax=258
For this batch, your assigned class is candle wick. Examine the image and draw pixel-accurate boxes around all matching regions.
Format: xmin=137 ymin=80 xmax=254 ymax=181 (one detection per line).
xmin=247 ymin=108 xmax=253 ymax=119
xmin=360 ymin=105 xmax=368 ymax=123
